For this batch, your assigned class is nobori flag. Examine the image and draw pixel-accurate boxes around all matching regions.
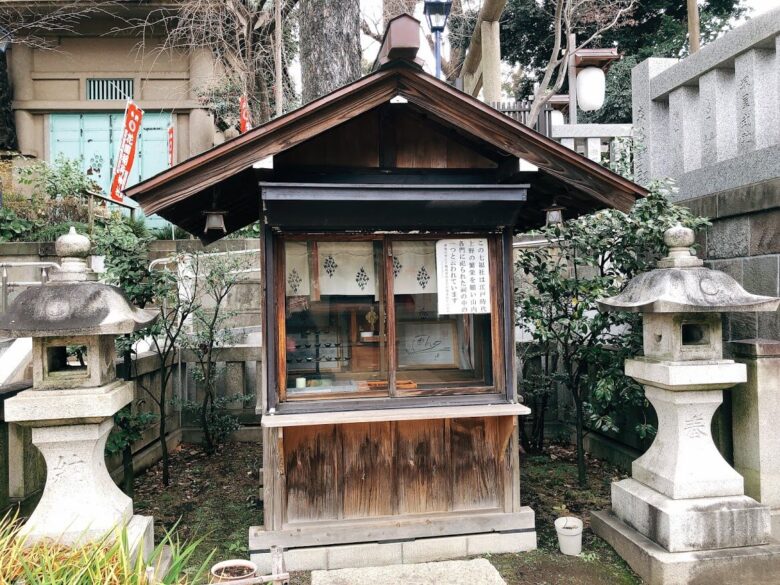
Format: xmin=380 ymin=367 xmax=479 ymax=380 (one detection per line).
xmin=109 ymin=100 xmax=144 ymax=203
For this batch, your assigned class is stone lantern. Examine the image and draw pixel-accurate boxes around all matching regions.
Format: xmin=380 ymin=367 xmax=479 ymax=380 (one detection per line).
xmin=592 ymin=224 xmax=780 ymax=584
xmin=0 ymin=228 xmax=157 ymax=556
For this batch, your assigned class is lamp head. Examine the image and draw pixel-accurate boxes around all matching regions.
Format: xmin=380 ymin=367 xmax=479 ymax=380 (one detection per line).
xmin=423 ymin=0 xmax=452 ymax=33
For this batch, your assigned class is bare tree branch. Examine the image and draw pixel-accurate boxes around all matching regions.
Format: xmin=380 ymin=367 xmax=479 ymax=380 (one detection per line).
xmin=527 ymin=0 xmax=636 ymax=128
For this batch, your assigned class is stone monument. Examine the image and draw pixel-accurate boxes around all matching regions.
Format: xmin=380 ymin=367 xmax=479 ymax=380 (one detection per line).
xmin=592 ymin=224 xmax=780 ymax=585
xmin=0 ymin=227 xmax=158 ymax=558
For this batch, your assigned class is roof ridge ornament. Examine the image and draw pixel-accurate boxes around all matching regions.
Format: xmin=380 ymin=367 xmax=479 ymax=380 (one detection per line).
xmin=656 ymin=223 xmax=703 ymax=269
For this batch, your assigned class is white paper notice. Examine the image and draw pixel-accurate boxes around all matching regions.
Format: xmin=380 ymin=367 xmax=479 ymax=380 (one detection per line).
xmin=435 ymin=238 xmax=491 ymax=314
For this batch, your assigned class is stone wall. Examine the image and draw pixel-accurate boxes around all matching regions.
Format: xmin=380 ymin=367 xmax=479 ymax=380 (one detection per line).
xmin=683 ymin=178 xmax=780 ymax=343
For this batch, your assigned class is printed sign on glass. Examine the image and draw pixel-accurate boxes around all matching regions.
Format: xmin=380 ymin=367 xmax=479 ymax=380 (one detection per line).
xmin=435 ymin=238 xmax=491 ymax=315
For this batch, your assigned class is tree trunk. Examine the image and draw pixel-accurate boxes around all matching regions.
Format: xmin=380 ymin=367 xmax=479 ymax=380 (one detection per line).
xmin=159 ymin=361 xmax=170 ymax=486
xmin=122 ymin=445 xmax=134 ymax=497
xmin=574 ymin=393 xmax=587 ymax=487
xmin=299 ymin=0 xmax=362 ymax=104
xmin=0 ymin=50 xmax=17 ymax=152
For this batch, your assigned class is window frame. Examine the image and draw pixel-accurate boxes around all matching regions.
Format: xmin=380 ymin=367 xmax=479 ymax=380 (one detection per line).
xmin=272 ymin=231 xmax=507 ymax=406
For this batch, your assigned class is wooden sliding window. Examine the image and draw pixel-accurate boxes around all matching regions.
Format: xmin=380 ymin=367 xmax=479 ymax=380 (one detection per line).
xmin=277 ymin=234 xmax=503 ymax=401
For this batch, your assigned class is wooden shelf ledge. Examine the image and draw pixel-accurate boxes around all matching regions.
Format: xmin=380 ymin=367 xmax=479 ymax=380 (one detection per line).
xmin=261 ymin=402 xmax=531 ymax=428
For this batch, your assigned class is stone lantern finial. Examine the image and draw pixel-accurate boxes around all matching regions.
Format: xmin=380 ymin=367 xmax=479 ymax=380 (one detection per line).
xmin=656 ymin=222 xmax=702 ymax=269
xmin=51 ymin=226 xmax=97 ymax=282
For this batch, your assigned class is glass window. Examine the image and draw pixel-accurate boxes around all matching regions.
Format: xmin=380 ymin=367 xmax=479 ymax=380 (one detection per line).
xmin=392 ymin=240 xmax=493 ymax=393
xmin=280 ymin=236 xmax=498 ymax=400
xmin=284 ymin=240 xmax=388 ymax=398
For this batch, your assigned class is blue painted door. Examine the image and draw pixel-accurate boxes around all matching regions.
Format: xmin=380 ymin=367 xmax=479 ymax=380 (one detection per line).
xmin=50 ymin=112 xmax=172 ymax=229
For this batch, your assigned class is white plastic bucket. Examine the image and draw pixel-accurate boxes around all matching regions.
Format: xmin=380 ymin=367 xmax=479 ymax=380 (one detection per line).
xmin=554 ymin=516 xmax=584 ymax=556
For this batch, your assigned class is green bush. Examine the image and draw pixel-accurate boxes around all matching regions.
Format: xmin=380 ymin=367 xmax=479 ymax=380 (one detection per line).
xmin=0 ymin=207 xmax=37 ymax=242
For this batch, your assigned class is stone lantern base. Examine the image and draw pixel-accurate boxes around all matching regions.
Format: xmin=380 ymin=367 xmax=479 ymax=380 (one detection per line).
xmin=592 ymin=360 xmax=780 ymax=584
xmin=593 ymin=511 xmax=780 ymax=585
xmin=5 ymin=382 xmax=156 ymax=561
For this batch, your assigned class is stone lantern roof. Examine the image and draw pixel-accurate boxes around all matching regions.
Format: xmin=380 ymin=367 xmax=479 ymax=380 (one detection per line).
xmin=598 ymin=224 xmax=780 ymax=314
xmin=0 ymin=227 xmax=157 ymax=337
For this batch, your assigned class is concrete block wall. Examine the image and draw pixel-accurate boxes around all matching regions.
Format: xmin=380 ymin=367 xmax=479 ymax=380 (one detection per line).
xmin=682 ymin=178 xmax=780 ymax=343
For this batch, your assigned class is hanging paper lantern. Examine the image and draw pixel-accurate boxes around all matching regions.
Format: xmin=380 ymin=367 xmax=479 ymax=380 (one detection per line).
xmin=576 ymin=66 xmax=606 ymax=112
xmin=550 ymin=110 xmax=565 ymax=127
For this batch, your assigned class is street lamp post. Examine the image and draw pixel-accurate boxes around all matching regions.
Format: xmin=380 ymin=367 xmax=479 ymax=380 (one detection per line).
xmin=423 ymin=0 xmax=452 ymax=80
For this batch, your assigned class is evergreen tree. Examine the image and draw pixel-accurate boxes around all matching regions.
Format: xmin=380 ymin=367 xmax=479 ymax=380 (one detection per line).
xmin=499 ymin=0 xmax=746 ymax=122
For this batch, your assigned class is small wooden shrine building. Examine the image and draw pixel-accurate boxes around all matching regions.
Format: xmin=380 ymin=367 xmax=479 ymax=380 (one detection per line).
xmin=126 ymin=15 xmax=646 ymax=571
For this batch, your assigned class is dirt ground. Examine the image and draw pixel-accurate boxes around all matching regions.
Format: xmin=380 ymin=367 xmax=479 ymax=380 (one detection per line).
xmin=134 ymin=441 xmax=641 ymax=584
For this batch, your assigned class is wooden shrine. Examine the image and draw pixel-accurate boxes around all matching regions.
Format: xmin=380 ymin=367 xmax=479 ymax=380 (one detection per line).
xmin=126 ymin=15 xmax=646 ymax=571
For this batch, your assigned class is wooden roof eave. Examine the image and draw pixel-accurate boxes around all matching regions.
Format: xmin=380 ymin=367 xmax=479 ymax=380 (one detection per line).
xmin=394 ymin=68 xmax=646 ymax=211
xmin=125 ymin=68 xmax=401 ymax=216
xmin=126 ymin=62 xmax=646 ymax=220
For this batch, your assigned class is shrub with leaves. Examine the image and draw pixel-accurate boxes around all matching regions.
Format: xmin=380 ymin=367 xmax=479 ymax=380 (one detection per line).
xmin=95 ymin=214 xmax=159 ymax=309
xmin=0 ymin=207 xmax=38 ymax=242
xmin=106 ymin=403 xmax=157 ymax=497
xmin=15 ymin=154 xmax=103 ymax=226
xmin=515 ymin=181 xmax=710 ymax=486
xmin=180 ymin=253 xmax=251 ymax=454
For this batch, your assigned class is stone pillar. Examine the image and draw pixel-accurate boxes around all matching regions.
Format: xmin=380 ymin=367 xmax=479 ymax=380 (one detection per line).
xmin=188 ymin=48 xmax=216 ymax=154
xmin=668 ymin=86 xmax=701 ymax=175
xmin=699 ymin=68 xmax=737 ymax=165
xmin=631 ymin=58 xmax=677 ymax=187
xmin=480 ymin=20 xmax=501 ymax=105
xmin=731 ymin=339 xmax=780 ymax=537
xmin=734 ymin=48 xmax=779 ymax=154
xmin=584 ymin=137 xmax=601 ymax=163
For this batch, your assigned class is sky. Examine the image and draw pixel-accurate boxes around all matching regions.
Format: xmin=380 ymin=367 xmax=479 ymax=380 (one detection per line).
xmin=742 ymin=0 xmax=780 ymax=17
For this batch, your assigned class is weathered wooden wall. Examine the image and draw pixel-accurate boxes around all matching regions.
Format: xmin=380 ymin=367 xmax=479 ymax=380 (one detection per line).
xmin=274 ymin=106 xmax=499 ymax=171
xmin=268 ymin=416 xmax=516 ymax=528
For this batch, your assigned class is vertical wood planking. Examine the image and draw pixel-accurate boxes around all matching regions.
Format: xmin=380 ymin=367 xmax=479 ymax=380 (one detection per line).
xmin=274 ymin=236 xmax=287 ymax=402
xmin=262 ymin=426 xmax=276 ymax=530
xmin=502 ymin=228 xmax=516 ymax=402
xmin=396 ymin=419 xmax=449 ymax=514
xmin=385 ymin=239 xmax=397 ymax=396
xmin=497 ymin=415 xmax=517 ymax=512
xmin=341 ymin=422 xmax=394 ymax=518
xmin=488 ymin=236 xmax=505 ymax=392
xmin=284 ymin=425 xmax=340 ymax=523
xmin=450 ymin=417 xmax=501 ymax=510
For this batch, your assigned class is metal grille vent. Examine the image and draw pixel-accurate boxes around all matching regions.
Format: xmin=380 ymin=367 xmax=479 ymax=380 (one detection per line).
xmin=86 ymin=78 xmax=134 ymax=101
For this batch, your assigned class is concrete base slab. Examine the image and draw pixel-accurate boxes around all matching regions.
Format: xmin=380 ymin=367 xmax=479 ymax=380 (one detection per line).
xmin=251 ymin=531 xmax=536 ymax=573
xmin=311 ymin=558 xmax=506 ymax=585
xmin=612 ymin=478 xmax=770 ymax=551
xmin=592 ymin=510 xmax=780 ymax=585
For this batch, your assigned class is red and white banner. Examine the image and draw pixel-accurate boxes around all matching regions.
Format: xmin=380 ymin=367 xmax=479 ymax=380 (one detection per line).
xmin=109 ymin=100 xmax=144 ymax=203
xmin=239 ymin=95 xmax=252 ymax=133
xmin=167 ymin=124 xmax=175 ymax=167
